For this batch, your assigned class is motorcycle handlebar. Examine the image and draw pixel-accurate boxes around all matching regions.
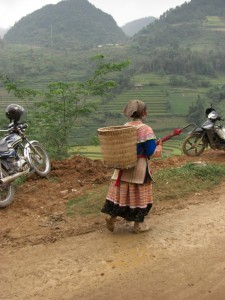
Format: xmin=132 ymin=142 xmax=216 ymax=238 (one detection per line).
xmin=182 ymin=123 xmax=197 ymax=130
xmin=18 ymin=123 xmax=28 ymax=130
xmin=7 ymin=122 xmax=28 ymax=133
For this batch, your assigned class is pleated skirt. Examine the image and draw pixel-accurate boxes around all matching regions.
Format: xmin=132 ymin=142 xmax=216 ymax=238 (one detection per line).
xmin=101 ymin=180 xmax=153 ymax=222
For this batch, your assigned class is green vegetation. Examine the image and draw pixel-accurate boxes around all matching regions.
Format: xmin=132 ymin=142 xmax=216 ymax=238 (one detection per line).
xmin=4 ymin=0 xmax=127 ymax=49
xmin=13 ymin=175 xmax=27 ymax=187
xmin=66 ymin=184 xmax=108 ymax=216
xmin=132 ymin=0 xmax=225 ymax=52
xmin=1 ymin=0 xmax=225 ymax=157
xmin=69 ymin=71 xmax=225 ymax=146
xmin=65 ymin=162 xmax=225 ymax=217
xmin=154 ymin=162 xmax=225 ymax=200
xmin=72 ymin=139 xmax=183 ymax=160
xmin=0 ymin=56 xmax=129 ymax=159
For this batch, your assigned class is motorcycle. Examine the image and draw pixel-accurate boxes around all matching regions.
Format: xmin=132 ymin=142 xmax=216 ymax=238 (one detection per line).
xmin=0 ymin=104 xmax=51 ymax=208
xmin=182 ymin=106 xmax=225 ymax=156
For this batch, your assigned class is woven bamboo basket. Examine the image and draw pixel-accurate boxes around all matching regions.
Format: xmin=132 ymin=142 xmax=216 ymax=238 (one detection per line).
xmin=98 ymin=125 xmax=137 ymax=169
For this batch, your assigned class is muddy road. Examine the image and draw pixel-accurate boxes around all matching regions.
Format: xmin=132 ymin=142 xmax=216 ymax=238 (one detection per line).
xmin=1 ymin=150 xmax=225 ymax=299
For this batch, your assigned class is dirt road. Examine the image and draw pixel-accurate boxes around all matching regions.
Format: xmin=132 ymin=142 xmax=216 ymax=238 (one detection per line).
xmin=1 ymin=150 xmax=225 ymax=299
xmin=1 ymin=182 xmax=225 ymax=299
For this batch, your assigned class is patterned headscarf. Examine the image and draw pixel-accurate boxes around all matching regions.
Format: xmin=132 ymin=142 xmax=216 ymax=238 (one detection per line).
xmin=123 ymin=100 xmax=146 ymax=118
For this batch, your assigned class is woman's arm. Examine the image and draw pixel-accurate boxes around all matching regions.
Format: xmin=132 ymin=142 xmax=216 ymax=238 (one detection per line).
xmin=144 ymin=139 xmax=157 ymax=156
xmin=136 ymin=124 xmax=162 ymax=158
xmin=137 ymin=139 xmax=162 ymax=158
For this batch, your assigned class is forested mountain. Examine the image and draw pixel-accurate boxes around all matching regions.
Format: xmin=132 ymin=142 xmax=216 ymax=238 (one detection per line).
xmin=121 ymin=17 xmax=156 ymax=37
xmin=3 ymin=0 xmax=127 ymax=49
xmin=132 ymin=0 xmax=225 ymax=52
xmin=2 ymin=0 xmax=225 ymax=80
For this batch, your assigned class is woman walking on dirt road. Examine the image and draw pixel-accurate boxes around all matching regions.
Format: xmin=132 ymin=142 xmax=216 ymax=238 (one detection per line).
xmin=101 ymin=100 xmax=162 ymax=233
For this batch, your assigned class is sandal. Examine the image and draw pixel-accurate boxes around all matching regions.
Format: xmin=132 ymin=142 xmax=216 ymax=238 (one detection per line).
xmin=105 ymin=217 xmax=116 ymax=232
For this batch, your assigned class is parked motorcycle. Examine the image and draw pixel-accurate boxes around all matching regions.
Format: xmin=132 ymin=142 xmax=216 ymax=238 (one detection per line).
xmin=0 ymin=104 xmax=51 ymax=208
xmin=182 ymin=106 xmax=225 ymax=156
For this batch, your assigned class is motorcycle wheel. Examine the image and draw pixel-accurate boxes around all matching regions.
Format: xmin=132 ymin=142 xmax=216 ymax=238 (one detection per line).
xmin=182 ymin=135 xmax=206 ymax=156
xmin=0 ymin=169 xmax=15 ymax=208
xmin=27 ymin=142 xmax=51 ymax=176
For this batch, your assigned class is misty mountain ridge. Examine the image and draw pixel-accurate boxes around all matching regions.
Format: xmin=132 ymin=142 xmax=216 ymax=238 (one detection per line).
xmin=0 ymin=27 xmax=9 ymax=38
xmin=121 ymin=17 xmax=156 ymax=37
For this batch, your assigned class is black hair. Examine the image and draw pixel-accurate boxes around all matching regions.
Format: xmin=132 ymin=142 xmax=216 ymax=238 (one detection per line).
xmin=131 ymin=111 xmax=141 ymax=118
xmin=131 ymin=104 xmax=147 ymax=119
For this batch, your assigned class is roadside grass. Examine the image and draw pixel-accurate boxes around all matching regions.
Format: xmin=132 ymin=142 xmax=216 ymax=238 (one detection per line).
xmin=66 ymin=184 xmax=108 ymax=217
xmin=13 ymin=175 xmax=27 ymax=187
xmin=154 ymin=162 xmax=225 ymax=201
xmin=66 ymin=162 xmax=225 ymax=218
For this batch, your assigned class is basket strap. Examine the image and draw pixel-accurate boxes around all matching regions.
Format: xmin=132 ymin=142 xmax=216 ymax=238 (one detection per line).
xmin=125 ymin=122 xmax=145 ymax=130
xmin=115 ymin=170 xmax=123 ymax=187
xmin=135 ymin=123 xmax=145 ymax=129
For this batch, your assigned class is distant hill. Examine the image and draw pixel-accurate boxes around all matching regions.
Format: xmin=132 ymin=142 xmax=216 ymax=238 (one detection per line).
xmin=3 ymin=0 xmax=127 ymax=49
xmin=132 ymin=0 xmax=225 ymax=51
xmin=121 ymin=17 xmax=156 ymax=37
xmin=0 ymin=27 xmax=8 ymax=38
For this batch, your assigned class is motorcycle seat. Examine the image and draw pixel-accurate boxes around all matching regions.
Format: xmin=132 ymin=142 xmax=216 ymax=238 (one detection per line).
xmin=0 ymin=140 xmax=9 ymax=152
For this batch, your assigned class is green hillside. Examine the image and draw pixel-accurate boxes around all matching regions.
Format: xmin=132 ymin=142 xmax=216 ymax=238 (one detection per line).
xmin=132 ymin=0 xmax=225 ymax=52
xmin=4 ymin=0 xmax=127 ymax=49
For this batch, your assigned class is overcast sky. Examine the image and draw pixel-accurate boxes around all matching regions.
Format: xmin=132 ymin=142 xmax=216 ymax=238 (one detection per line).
xmin=0 ymin=0 xmax=189 ymax=28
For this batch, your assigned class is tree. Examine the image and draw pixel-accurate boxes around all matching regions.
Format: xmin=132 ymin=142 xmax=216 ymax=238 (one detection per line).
xmin=187 ymin=96 xmax=206 ymax=124
xmin=207 ymin=85 xmax=225 ymax=103
xmin=0 ymin=74 xmax=39 ymax=99
xmin=0 ymin=55 xmax=129 ymax=159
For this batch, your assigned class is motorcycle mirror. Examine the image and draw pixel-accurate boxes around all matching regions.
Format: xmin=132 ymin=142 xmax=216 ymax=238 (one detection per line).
xmin=8 ymin=122 xmax=14 ymax=128
xmin=205 ymin=108 xmax=213 ymax=116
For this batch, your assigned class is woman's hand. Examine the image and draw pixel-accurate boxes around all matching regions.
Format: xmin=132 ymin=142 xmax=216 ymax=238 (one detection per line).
xmin=157 ymin=138 xmax=162 ymax=146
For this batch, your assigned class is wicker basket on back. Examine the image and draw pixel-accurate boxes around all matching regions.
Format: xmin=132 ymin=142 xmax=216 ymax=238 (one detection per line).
xmin=98 ymin=125 xmax=137 ymax=169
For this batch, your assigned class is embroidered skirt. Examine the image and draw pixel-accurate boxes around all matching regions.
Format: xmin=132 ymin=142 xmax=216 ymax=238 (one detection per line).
xmin=101 ymin=180 xmax=153 ymax=222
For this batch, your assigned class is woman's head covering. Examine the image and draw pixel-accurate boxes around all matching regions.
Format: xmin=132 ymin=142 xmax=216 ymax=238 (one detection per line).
xmin=123 ymin=100 xmax=146 ymax=118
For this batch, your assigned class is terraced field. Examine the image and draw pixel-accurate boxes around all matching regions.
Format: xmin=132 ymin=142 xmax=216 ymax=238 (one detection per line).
xmin=1 ymin=71 xmax=224 ymax=156
xmin=69 ymin=72 xmax=213 ymax=145
xmin=0 ymin=89 xmax=24 ymax=110
xmin=0 ymin=82 xmax=46 ymax=111
xmin=72 ymin=139 xmax=183 ymax=161
xmin=101 ymin=87 xmax=169 ymax=115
